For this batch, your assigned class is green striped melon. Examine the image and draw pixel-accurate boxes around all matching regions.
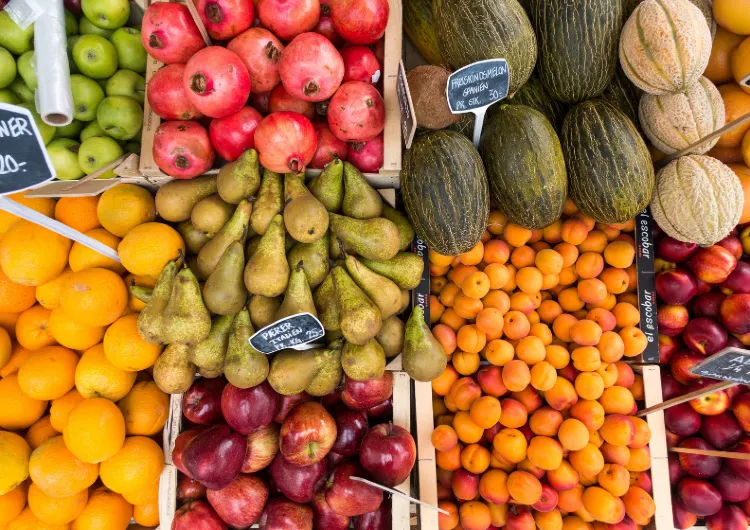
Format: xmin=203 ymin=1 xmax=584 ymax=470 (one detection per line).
xmin=619 ymin=0 xmax=712 ymax=95
xmin=403 ymin=0 xmax=444 ymax=65
xmin=651 ymin=155 xmax=743 ymax=246
xmin=601 ymin=67 xmax=642 ymax=130
xmin=639 ymin=76 xmax=725 ymax=155
xmin=504 ymin=76 xmax=568 ymax=131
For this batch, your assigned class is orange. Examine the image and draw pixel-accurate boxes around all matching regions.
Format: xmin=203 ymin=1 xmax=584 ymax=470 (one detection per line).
xmin=117 ymin=380 xmax=169 ymax=436
xmin=15 ymin=304 xmax=55 ymax=350
xmin=28 ymin=483 xmax=88 ymax=525
xmin=0 ymin=374 xmax=47 ymax=430
xmin=0 ymin=267 xmax=37 ymax=313
xmin=0 ymin=483 xmax=27 ymax=525
xmin=59 ymin=268 xmax=127 ymax=327
xmin=29 ymin=436 xmax=98 ymax=498
xmin=68 ymin=229 xmax=125 ymax=274
xmin=71 ymin=486 xmax=133 ymax=530
xmin=99 ymin=436 xmax=164 ymax=495
xmin=118 ymin=222 xmax=185 ymax=279
xmin=717 ymin=84 xmax=750 ymax=148
xmin=706 ymin=27 xmax=745 ymax=84
xmin=0 ymin=431 xmax=31 ymax=495
xmin=0 ymin=220 xmax=72 ymax=286
xmin=121 ymin=478 xmax=159 ymax=505
xmin=133 ymin=501 xmax=159 ymax=526
xmin=49 ymin=308 xmax=106 ymax=351
xmin=54 ymin=196 xmax=101 ymax=234
xmin=730 ymin=164 xmax=750 ymax=223
xmin=103 ymin=314 xmax=163 ymax=371
xmin=96 ymin=184 xmax=156 ymax=238
xmin=124 ymin=274 xmax=156 ymax=312
xmin=75 ymin=344 xmax=136 ymax=401
xmin=50 ymin=389 xmax=86 ymax=433
xmin=25 ymin=416 xmax=60 ymax=449
xmin=0 ymin=342 xmax=31 ymax=378
xmin=18 ymin=345 xmax=79 ymax=400
xmin=0 ymin=311 xmax=19 ymax=339
xmin=0 ymin=326 xmax=10 ymax=369
xmin=0 ymin=193 xmax=54 ymax=237
xmin=7 ymin=506 xmax=71 ymax=530
xmin=35 ymin=269 xmax=75 ymax=310
xmin=64 ymin=397 xmax=126 ymax=464
xmin=714 ymin=0 xmax=750 ymax=35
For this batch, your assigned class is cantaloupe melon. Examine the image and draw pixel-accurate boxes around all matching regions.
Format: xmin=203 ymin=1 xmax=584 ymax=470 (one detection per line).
xmin=639 ymin=77 xmax=725 ymax=155
xmin=651 ymin=155 xmax=744 ymax=246
xmin=619 ymin=0 xmax=712 ymax=95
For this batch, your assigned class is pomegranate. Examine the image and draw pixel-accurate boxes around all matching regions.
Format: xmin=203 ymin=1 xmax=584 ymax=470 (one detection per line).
xmin=257 ymin=0 xmax=320 ymax=41
xmin=141 ymin=3 xmax=207 ymax=64
xmin=249 ymin=91 xmax=272 ymax=114
xmin=279 ymin=33 xmax=345 ymax=102
xmin=153 ymin=121 xmax=216 ymax=179
xmin=148 ymin=64 xmax=204 ymax=121
xmin=328 ymin=81 xmax=385 ymax=142
xmin=341 ymin=46 xmax=381 ymax=84
xmin=314 ymin=1 xmax=344 ymax=46
xmin=196 ymin=0 xmax=253 ymax=40
xmin=269 ymin=85 xmax=316 ymax=119
xmin=330 ymin=0 xmax=389 ymax=45
xmin=347 ymin=133 xmax=383 ymax=172
xmin=228 ymin=28 xmax=284 ymax=94
xmin=310 ymin=122 xmax=348 ymax=169
xmin=254 ymin=111 xmax=317 ymax=173
xmin=183 ymin=46 xmax=251 ymax=119
xmin=209 ymin=106 xmax=263 ymax=162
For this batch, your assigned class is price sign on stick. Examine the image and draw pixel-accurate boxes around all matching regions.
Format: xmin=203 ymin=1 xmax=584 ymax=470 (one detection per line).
xmin=635 ymin=208 xmax=659 ymax=363
xmin=446 ymin=59 xmax=510 ymax=147
xmin=689 ymin=347 xmax=750 ymax=384
xmin=249 ymin=313 xmax=325 ymax=354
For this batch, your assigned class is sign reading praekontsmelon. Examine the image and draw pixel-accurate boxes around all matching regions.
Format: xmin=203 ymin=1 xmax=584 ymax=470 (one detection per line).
xmin=690 ymin=347 xmax=750 ymax=385
xmin=635 ymin=207 xmax=659 ymax=363
xmin=249 ymin=312 xmax=325 ymax=354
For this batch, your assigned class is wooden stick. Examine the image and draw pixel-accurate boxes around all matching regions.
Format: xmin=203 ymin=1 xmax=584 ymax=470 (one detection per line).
xmin=669 ymin=447 xmax=750 ymax=461
xmin=637 ymin=380 xmax=738 ymax=417
xmin=184 ymin=0 xmax=212 ymax=46
xmin=659 ymin=111 xmax=750 ymax=166
xmin=61 ymin=154 xmax=129 ymax=191
xmin=348 ymin=477 xmax=449 ymax=515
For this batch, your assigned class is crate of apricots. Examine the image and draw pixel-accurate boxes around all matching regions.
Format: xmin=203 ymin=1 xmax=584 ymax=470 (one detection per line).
xmin=426 ymin=200 xmax=659 ymax=530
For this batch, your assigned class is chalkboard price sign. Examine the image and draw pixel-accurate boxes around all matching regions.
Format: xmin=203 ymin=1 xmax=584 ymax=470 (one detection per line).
xmin=690 ymin=347 xmax=750 ymax=385
xmin=635 ymin=207 xmax=659 ymax=363
xmin=0 ymin=103 xmax=56 ymax=195
xmin=249 ymin=312 xmax=325 ymax=355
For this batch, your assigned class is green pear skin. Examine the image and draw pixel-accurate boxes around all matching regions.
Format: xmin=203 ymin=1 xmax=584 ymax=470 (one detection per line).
xmin=267 ymin=349 xmax=323 ymax=395
xmin=155 ymin=176 xmax=217 ymax=222
xmin=283 ymin=172 xmax=329 ymax=243
xmin=190 ymin=315 xmax=233 ymax=372
xmin=342 ymin=162 xmax=382 ymax=219
xmin=217 ymin=148 xmax=261 ymax=204
xmin=344 ymin=254 xmax=401 ymax=319
xmin=308 ymin=158 xmax=344 ymax=212
xmin=342 ymin=338 xmax=386 ymax=381
xmin=191 ymin=194 xmax=236 ymax=237
xmin=361 ymin=252 xmax=425 ymax=290
xmin=153 ymin=343 xmax=195 ymax=394
xmin=178 ymin=220 xmax=211 ymax=254
xmin=249 ymin=295 xmax=282 ymax=329
xmin=307 ymin=341 xmax=343 ymax=396
xmin=197 ymin=200 xmax=252 ymax=278
xmin=402 ymin=306 xmax=447 ymax=382
xmin=203 ymin=241 xmax=247 ymax=316
xmin=275 ymin=261 xmax=318 ymax=321
xmin=382 ymin=204 xmax=415 ymax=251
xmin=313 ymin=272 xmax=340 ymax=331
xmin=376 ymin=315 xmax=405 ymax=358
xmin=244 ymin=214 xmax=290 ymax=297
xmin=162 ymin=267 xmax=212 ymax=345
xmin=250 ymin=171 xmax=283 ymax=235
xmin=137 ymin=260 xmax=178 ymax=344
xmin=224 ymin=309 xmax=269 ymax=389
xmin=329 ymin=213 xmax=400 ymax=261
xmin=129 ymin=284 xmax=152 ymax=305
xmin=287 ymin=232 xmax=329 ymax=289
xmin=332 ymin=266 xmax=382 ymax=345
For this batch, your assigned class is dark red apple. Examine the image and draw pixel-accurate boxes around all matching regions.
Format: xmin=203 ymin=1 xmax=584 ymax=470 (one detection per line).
xmin=183 ymin=424 xmax=248 ymax=490
xmin=173 ymin=500 xmax=227 ymax=530
xmin=673 ymin=499 xmax=698 ymax=530
xmin=332 ymin=406 xmax=368 ymax=457
xmin=727 ymin=439 xmax=750 ymax=481
xmin=342 ymin=372 xmax=393 ymax=410
xmin=706 ymin=504 xmax=748 ymax=530
xmin=483 ymin=422 xmax=502 ymax=444
xmin=720 ymin=261 xmax=750 ymax=295
xmin=207 ymin=473 xmax=269 ymax=527
xmin=678 ymin=477 xmax=723 ymax=516
xmin=733 ymin=392 xmax=750 ymax=431
xmin=359 ymin=423 xmax=416 ymax=488
xmin=656 ymin=268 xmax=698 ymax=305
xmin=692 ymin=292 xmax=726 ymax=319
xmin=280 ymin=401 xmax=337 ymax=466
xmin=669 ymin=453 xmax=686 ymax=485
xmin=221 ymin=381 xmax=280 ymax=435
xmin=670 ymin=349 xmax=705 ymax=384
xmin=664 ymin=403 xmax=701 ymax=437
xmin=712 ymin=465 xmax=750 ymax=502
xmin=258 ymin=497 xmax=313 ymax=530
xmin=726 ymin=384 xmax=743 ymax=405
xmin=682 ymin=317 xmax=728 ymax=355
xmin=700 ymin=412 xmax=743 ymax=449
xmin=696 ymin=277 xmax=713 ymax=295
xmin=532 ymin=483 xmax=558 ymax=512
xmin=183 ymin=377 xmax=227 ymax=425
xmin=64 ymin=0 xmax=83 ymax=16
xmin=689 ymin=390 xmax=730 ymax=416
xmin=312 ymin=490 xmax=350 ymax=530
xmin=740 ymin=497 xmax=750 ymax=518
xmin=270 ymin=453 xmax=328 ymax=503
xmin=658 ymin=236 xmax=699 ymax=263
xmin=721 ymin=294 xmax=750 ymax=334
xmin=689 ymin=246 xmax=738 ymax=284
xmin=178 ymin=475 xmax=208 ymax=502
xmin=366 ymin=397 xmax=393 ymax=422
xmin=726 ymin=335 xmax=746 ymax=350
xmin=354 ymin=498 xmax=391 ymax=530
xmin=717 ymin=236 xmax=744 ymax=260
xmin=679 ymin=438 xmax=721 ymax=478
xmin=661 ymin=371 xmax=685 ymax=400
xmin=320 ymin=387 xmax=343 ymax=409
xmin=173 ymin=427 xmax=207 ymax=475
xmin=274 ymin=392 xmax=313 ymax=423
xmin=659 ymin=334 xmax=682 ymax=364
xmin=241 ymin=424 xmax=279 ymax=473
xmin=325 ymin=460 xmax=384 ymax=517
xmin=658 ymin=305 xmax=690 ymax=336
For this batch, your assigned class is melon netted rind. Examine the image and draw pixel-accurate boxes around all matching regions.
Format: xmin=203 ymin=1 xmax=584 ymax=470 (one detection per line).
xmin=639 ymin=76 xmax=726 ymax=155
xmin=651 ymin=155 xmax=744 ymax=247
xmin=619 ymin=0 xmax=712 ymax=95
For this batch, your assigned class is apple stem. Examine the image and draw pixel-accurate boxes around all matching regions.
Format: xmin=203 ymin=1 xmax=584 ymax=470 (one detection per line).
xmin=387 ymin=422 xmax=393 ymax=436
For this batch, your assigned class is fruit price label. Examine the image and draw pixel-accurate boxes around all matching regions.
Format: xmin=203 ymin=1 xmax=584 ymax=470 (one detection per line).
xmin=397 ymin=60 xmax=417 ymax=149
xmin=411 ymin=236 xmax=430 ymax=325
xmin=249 ymin=312 xmax=325 ymax=355
xmin=690 ymin=347 xmax=750 ymax=384
xmin=635 ymin=207 xmax=659 ymax=363
xmin=0 ymin=103 xmax=55 ymax=195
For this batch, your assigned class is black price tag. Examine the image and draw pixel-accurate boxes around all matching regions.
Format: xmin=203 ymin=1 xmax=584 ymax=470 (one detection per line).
xmin=411 ymin=236 xmax=430 ymax=325
xmin=397 ymin=60 xmax=417 ymax=150
xmin=0 ymin=103 xmax=55 ymax=195
xmin=690 ymin=348 xmax=750 ymax=384
xmin=249 ymin=312 xmax=325 ymax=355
xmin=635 ymin=207 xmax=659 ymax=363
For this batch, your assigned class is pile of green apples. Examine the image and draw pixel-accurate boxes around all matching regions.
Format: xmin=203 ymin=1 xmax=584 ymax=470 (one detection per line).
xmin=0 ymin=0 xmax=145 ymax=181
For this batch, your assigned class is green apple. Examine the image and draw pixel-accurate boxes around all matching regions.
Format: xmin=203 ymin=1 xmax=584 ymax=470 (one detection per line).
xmin=110 ymin=27 xmax=146 ymax=74
xmin=54 ymin=119 xmax=84 ymax=139
xmin=0 ymin=47 xmax=16 ymax=89
xmin=17 ymin=103 xmax=56 ymax=145
xmin=73 ymin=35 xmax=118 ymax=79
xmin=70 ymin=74 xmax=105 ymax=121
xmin=80 ymin=121 xmax=106 ymax=141
xmin=97 ymin=78 xmax=108 ymax=89
xmin=9 ymin=78 xmax=33 ymax=104
xmin=78 ymin=136 xmax=124 ymax=179
xmin=0 ymin=11 xmax=34 ymax=55
xmin=106 ymin=70 xmax=145 ymax=104
xmin=0 ymin=89 xmax=19 ymax=104
xmin=79 ymin=18 xmax=114 ymax=38
xmin=65 ymin=9 xmax=79 ymax=36
xmin=67 ymin=35 xmax=81 ymax=74
xmin=96 ymin=96 xmax=143 ymax=140
xmin=17 ymin=52 xmax=37 ymax=91
xmin=47 ymin=139 xmax=85 ymax=181
xmin=81 ymin=0 xmax=130 ymax=30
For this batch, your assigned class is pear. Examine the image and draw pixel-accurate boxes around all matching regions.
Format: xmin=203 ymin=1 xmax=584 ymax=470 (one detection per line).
xmin=342 ymin=339 xmax=386 ymax=381
xmin=244 ymin=214 xmax=289 ymax=297
xmin=190 ymin=315 xmax=233 ymax=372
xmin=178 ymin=220 xmax=211 ymax=254
xmin=402 ymin=306 xmax=447 ymax=382
xmin=342 ymin=162 xmax=383 ymax=219
xmin=153 ymin=343 xmax=195 ymax=394
xmin=249 ymin=295 xmax=282 ymax=330
xmin=267 ymin=348 xmax=324 ymax=396
xmin=250 ymin=171 xmax=283 ymax=235
xmin=313 ymin=271 xmax=339 ymax=331
xmin=224 ymin=309 xmax=269 ymax=388
xmin=329 ymin=214 xmax=400 ymax=261
xmin=283 ymin=172 xmax=329 ymax=243
xmin=155 ymin=176 xmax=217 ymax=222
xmin=129 ymin=284 xmax=152 ymax=305
xmin=203 ymin=241 xmax=247 ymax=316
xmin=399 ymin=289 xmax=410 ymax=314
xmin=191 ymin=194 xmax=236 ymax=237
xmin=376 ymin=315 xmax=405 ymax=358
xmin=217 ymin=148 xmax=261 ymax=204
xmin=197 ymin=200 xmax=252 ymax=278
xmin=137 ymin=261 xmax=178 ymax=344
xmin=275 ymin=261 xmax=318 ymax=321
xmin=382 ymin=204 xmax=415 ymax=251
xmin=332 ymin=265 xmax=381 ymax=345
xmin=308 ymin=158 xmax=344 ymax=212
xmin=186 ymin=255 xmax=208 ymax=281
xmin=162 ymin=267 xmax=212 ymax=345
xmin=307 ymin=340 xmax=343 ymax=396
xmin=199 ymin=366 xmax=224 ymax=379
xmin=344 ymin=254 xmax=401 ymax=319
xmin=361 ymin=252 xmax=425 ymax=290
xmin=287 ymin=232 xmax=329 ymax=289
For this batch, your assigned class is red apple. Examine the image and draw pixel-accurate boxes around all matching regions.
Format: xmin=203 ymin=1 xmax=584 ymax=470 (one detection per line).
xmin=183 ymin=424 xmax=248 ymax=490
xmin=658 ymin=305 xmax=690 ymax=336
xmin=659 ymin=335 xmax=682 ymax=364
xmin=665 ymin=403 xmax=702 ymax=436
xmin=726 ymin=384 xmax=743 ymax=404
xmin=656 ymin=268 xmax=698 ymax=305
xmin=532 ymin=483 xmax=558 ymax=512
xmin=312 ymin=490 xmax=350 ymax=530
xmin=712 ymin=464 xmax=750 ymax=502
xmin=683 ymin=317 xmax=729 ymax=355
xmin=325 ymin=460 xmax=384 ymax=517
xmin=241 ymin=424 xmax=279 ymax=473
xmin=342 ymin=372 xmax=394 ymax=410
xmin=183 ymin=377 xmax=227 ymax=425
xmin=207 ymin=473 xmax=268 ymax=527
xmin=64 ymin=0 xmax=83 ymax=15
xmin=173 ymin=427 xmax=207 ymax=475
xmin=354 ymin=499 xmax=391 ymax=530
xmin=328 ymin=451 xmax=347 ymax=468
xmin=669 ymin=453 xmax=686 ymax=485
xmin=739 ymin=497 xmax=750 ymax=518
xmin=692 ymin=292 xmax=726 ymax=319
xmin=332 ymin=406 xmax=369 ymax=457
xmin=258 ymin=497 xmax=313 ymax=530
xmin=727 ymin=439 xmax=750 ymax=481
xmin=366 ymin=397 xmax=393 ymax=422
xmin=726 ymin=336 xmax=746 ymax=350
xmin=673 ymin=499 xmax=698 ymax=529
xmin=717 ymin=236 xmax=744 ymax=260
xmin=679 ymin=438 xmax=721 ymax=478
xmin=700 ymin=412 xmax=743 ymax=449
xmin=270 ymin=452 xmax=327 ymax=503
xmin=690 ymin=390 xmax=730 ymax=416
xmin=706 ymin=504 xmax=748 ymax=530
xmin=696 ymin=277 xmax=713 ymax=294
xmin=274 ymin=392 xmax=313 ymax=423
xmin=734 ymin=393 xmax=750 ymax=431
xmin=721 ymin=261 xmax=750 ymax=295
xmin=661 ymin=371 xmax=685 ymax=400
xmin=670 ymin=350 xmax=705 ymax=384
xmin=721 ymin=294 xmax=750 ymax=334
xmin=178 ymin=475 xmax=208 ymax=502
xmin=221 ymin=381 xmax=280 ymax=435
xmin=689 ymin=246 xmax=738 ymax=284
xmin=678 ymin=477 xmax=723 ymax=516
xmin=320 ymin=388 xmax=343 ymax=409
xmin=359 ymin=423 xmax=416 ymax=488
xmin=173 ymin=499 xmax=227 ymax=530
xmin=280 ymin=401 xmax=337 ymax=466
xmin=658 ymin=236 xmax=699 ymax=263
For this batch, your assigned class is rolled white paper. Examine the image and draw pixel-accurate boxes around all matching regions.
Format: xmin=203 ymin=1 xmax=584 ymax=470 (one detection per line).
xmin=34 ymin=0 xmax=74 ymax=126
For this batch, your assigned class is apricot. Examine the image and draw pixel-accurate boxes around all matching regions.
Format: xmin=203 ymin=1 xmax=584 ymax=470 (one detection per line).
xmin=613 ymin=362 xmax=635 ymax=388
xmin=597 ymin=332 xmax=625 ymax=364
xmin=599 ymin=415 xmax=636 ymax=446
xmin=502 ymin=359 xmax=531 ymax=392
xmin=433 ymin=397 xmax=448 ymax=418
xmin=432 ymin=365 xmax=459 ymax=396
xmin=430 ymin=295 xmax=446 ymax=323
xmin=577 ymin=230 xmax=607 ymax=254
xmin=504 ymin=310 xmax=531 ymax=340
xmin=559 ymin=287 xmax=586 ymax=312
xmin=488 ymin=503 xmax=509 ymax=528
xmin=530 ymin=323 xmax=553 ymax=345
xmin=573 ymin=372 xmax=603 ymax=400
xmin=482 ymin=290 xmax=511 ymax=314
xmin=459 ymin=500 xmax=492 ymax=530
xmin=502 ymin=264 xmax=518 ymax=292
xmin=621 ymin=486 xmax=655 ymax=526
xmin=589 ymin=428 xmax=604 ymax=448
xmin=539 ymin=300 xmax=564 ymax=324
xmin=507 ymin=470 xmax=543 ymax=505
xmin=570 ymin=443 xmax=605 ymax=476
xmin=454 ymin=294 xmax=484 ymax=320
xmin=513 ymin=336 xmax=544 ymax=366
xmin=461 ymin=271 xmax=490 ymax=299
xmin=559 ymin=266 xmax=580 ymax=286
xmin=487 ymin=211 xmax=507 ymax=235
xmin=531 ymin=361 xmax=558 ymax=391
xmin=629 ymin=471 xmax=652 ymax=493
xmin=612 ymin=303 xmax=640 ymax=328
xmin=527 ymin=436 xmax=564 ymax=470
xmin=555 ymin=243 xmax=579 ymax=269
xmin=505 ymin=223 xmax=532 ymax=246
xmin=528 ymin=310 xmax=541 ymax=324
xmin=518 ymin=457 xmax=546 ymax=479
xmin=625 ymin=446 xmax=651 ymax=472
xmin=529 ymin=407 xmax=563 ymax=436
xmin=461 ymin=444 xmax=491 ymax=475
xmin=547 ymin=461 xmax=579 ymax=493
xmin=576 ymin=252 xmax=605 ymax=279
xmin=604 ymin=241 xmax=635 ymax=269
xmin=511 ymin=246 xmax=537 ymax=269
xmin=511 ymin=291 xmax=537 ymax=315
xmin=436 ymin=443 xmax=462 ymax=471
xmin=485 ymin=339 xmax=514 ymax=366
xmin=439 ymin=282 xmax=461 ymax=308
xmin=578 ymin=279 xmax=608 ymax=305
xmin=452 ymin=468 xmax=479 ymax=500
xmin=558 ymin=483 xmax=585 ymax=512
xmin=493 ymin=428 xmax=528 ymax=464
xmin=474 ymin=309 xmax=503 ymax=337
xmin=431 ymin=425 xmax=458 ymax=452
xmin=450 ymin=377 xmax=482 ymax=411
xmin=453 ymin=350 xmax=480 ymax=376
xmin=558 ymin=418 xmax=589 ymax=451
xmin=484 ymin=239 xmax=510 ymax=263
xmin=630 ymin=375 xmax=644 ymax=400
xmin=629 ymin=417 xmax=651 ymax=449
xmin=491 ymin=449 xmax=516 ymax=472
xmin=600 ymin=442 xmax=631 ymax=466
xmin=561 ymin=219 xmax=589 ymax=246
xmin=440 ymin=308 xmax=467 ymax=332
xmin=453 ymin=411 xmax=484 ymax=444
xmin=532 ymin=249 xmax=563 ymax=276
xmin=444 ymin=394 xmax=458 ymax=412
xmin=582 ymin=487 xmax=626 ymax=525
xmin=599 ymin=268 xmax=630 ymax=295
xmin=552 ymin=313 xmax=579 ymax=342
xmin=579 ymin=472 xmax=598 ymax=487
xmin=545 ymin=377 xmax=578 ymax=411
xmin=586 ymin=308 xmax=616 ymax=332
xmin=586 ymin=293 xmax=617 ymax=311
xmin=600 ymin=386 xmax=635 ymax=415
xmin=545 ymin=344 xmax=571 ymax=369
xmin=563 ymin=516 xmax=594 ymax=530
xmin=478 ymin=469 xmax=509 ymax=505
xmin=597 ymin=464 xmax=631 ymax=497
xmin=511 ymin=385 xmax=543 ymax=413
xmin=619 ymin=327 xmax=648 ymax=358
xmin=570 ymin=346 xmax=600 ymax=372
xmin=439 ymin=501 xmax=460 ymax=530
xmin=536 ymin=509 xmax=564 ymax=530
xmin=570 ymin=320 xmax=603 ymax=347
xmin=470 ymin=396 xmax=502 ymax=429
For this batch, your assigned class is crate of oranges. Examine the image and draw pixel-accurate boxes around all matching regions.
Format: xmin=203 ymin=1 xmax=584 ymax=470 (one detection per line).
xmin=422 ymin=200 xmax=671 ymax=530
